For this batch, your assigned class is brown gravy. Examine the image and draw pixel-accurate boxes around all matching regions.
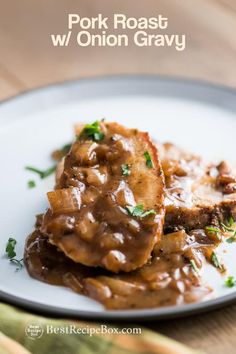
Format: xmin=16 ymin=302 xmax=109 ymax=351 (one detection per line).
xmin=23 ymin=123 xmax=229 ymax=310
xmin=40 ymin=122 xmax=165 ymax=273
xmin=24 ymin=228 xmax=214 ymax=310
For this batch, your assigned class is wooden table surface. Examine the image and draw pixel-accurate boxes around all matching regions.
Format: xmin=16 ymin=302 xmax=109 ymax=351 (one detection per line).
xmin=1 ymin=0 xmax=236 ymax=353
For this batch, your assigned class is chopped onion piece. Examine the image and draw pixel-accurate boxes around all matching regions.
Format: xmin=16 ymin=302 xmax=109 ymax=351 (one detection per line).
xmin=47 ymin=187 xmax=82 ymax=214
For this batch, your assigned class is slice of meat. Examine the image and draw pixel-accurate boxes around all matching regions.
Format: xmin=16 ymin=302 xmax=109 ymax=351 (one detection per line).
xmin=41 ymin=122 xmax=165 ymax=272
xmin=159 ymin=143 xmax=236 ymax=231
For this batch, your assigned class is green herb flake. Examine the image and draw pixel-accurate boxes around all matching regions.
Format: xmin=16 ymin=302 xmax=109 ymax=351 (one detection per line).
xmin=51 ymin=143 xmax=72 ymax=161
xmin=227 ymin=216 xmax=235 ymax=227
xmin=221 ymin=223 xmax=235 ymax=233
xmin=205 ymin=226 xmax=221 ymax=240
xmin=190 ymin=260 xmax=199 ymax=274
xmin=79 ymin=121 xmax=105 ymax=142
xmin=141 ymin=209 xmax=157 ymax=218
xmin=220 ymin=217 xmax=236 ymax=243
xmin=94 ymin=132 xmax=104 ymax=141
xmin=61 ymin=143 xmax=72 ymax=154
xmin=27 ymin=180 xmax=36 ymax=189
xmin=226 ymin=215 xmax=235 ymax=227
xmin=225 ymin=276 xmax=236 ymax=288
xmin=25 ymin=165 xmax=56 ymax=179
xmin=126 ymin=204 xmax=156 ymax=218
xmin=5 ymin=238 xmax=17 ymax=259
xmin=144 ymin=151 xmax=153 ymax=168
xmin=226 ymin=236 xmax=236 ymax=243
xmin=126 ymin=205 xmax=143 ymax=217
xmin=5 ymin=238 xmax=24 ymax=271
xmin=211 ymin=251 xmax=224 ymax=272
xmin=121 ymin=164 xmax=131 ymax=176
xmin=205 ymin=226 xmax=221 ymax=234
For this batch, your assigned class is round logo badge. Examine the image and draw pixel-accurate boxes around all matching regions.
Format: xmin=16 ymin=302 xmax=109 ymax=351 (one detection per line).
xmin=25 ymin=323 xmax=44 ymax=340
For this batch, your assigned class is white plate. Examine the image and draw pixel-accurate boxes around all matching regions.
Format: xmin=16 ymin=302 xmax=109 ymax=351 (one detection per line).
xmin=1 ymin=76 xmax=236 ymax=321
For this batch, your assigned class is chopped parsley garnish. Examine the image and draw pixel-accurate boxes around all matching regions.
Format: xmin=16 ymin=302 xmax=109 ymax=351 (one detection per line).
xmin=226 ymin=236 xmax=236 ymax=243
xmin=190 ymin=260 xmax=199 ymax=274
xmin=78 ymin=121 xmax=105 ymax=141
xmin=51 ymin=143 xmax=72 ymax=161
xmin=211 ymin=251 xmax=224 ymax=272
xmin=206 ymin=217 xmax=236 ymax=242
xmin=221 ymin=223 xmax=235 ymax=233
xmin=60 ymin=143 xmax=72 ymax=154
xmin=5 ymin=238 xmax=23 ymax=271
xmin=225 ymin=276 xmax=236 ymax=288
xmin=205 ymin=226 xmax=221 ymax=234
xmin=27 ymin=180 xmax=36 ymax=189
xmin=220 ymin=216 xmax=236 ymax=243
xmin=205 ymin=217 xmax=236 ymax=243
xmin=25 ymin=165 xmax=56 ymax=179
xmin=143 ymin=151 xmax=153 ymax=168
xmin=141 ymin=209 xmax=156 ymax=218
xmin=227 ymin=216 xmax=235 ymax=227
xmin=205 ymin=226 xmax=221 ymax=240
xmin=121 ymin=164 xmax=131 ymax=176
xmin=6 ymin=238 xmax=16 ymax=259
xmin=126 ymin=204 xmax=156 ymax=218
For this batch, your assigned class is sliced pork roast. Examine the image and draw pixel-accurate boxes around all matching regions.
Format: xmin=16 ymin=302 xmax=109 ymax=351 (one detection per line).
xmin=40 ymin=122 xmax=165 ymax=272
xmin=24 ymin=125 xmax=236 ymax=310
xmin=159 ymin=143 xmax=236 ymax=231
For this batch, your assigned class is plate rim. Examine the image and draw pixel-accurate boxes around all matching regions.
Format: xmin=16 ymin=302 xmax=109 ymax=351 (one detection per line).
xmin=1 ymin=74 xmax=236 ymax=321
xmin=0 ymin=286 xmax=236 ymax=321
xmin=1 ymin=74 xmax=236 ymax=107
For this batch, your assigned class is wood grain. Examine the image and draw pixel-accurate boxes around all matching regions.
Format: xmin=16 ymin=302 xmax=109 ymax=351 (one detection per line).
xmin=1 ymin=0 xmax=236 ymax=101
xmin=148 ymin=303 xmax=236 ymax=354
xmin=0 ymin=1 xmax=236 ymax=353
